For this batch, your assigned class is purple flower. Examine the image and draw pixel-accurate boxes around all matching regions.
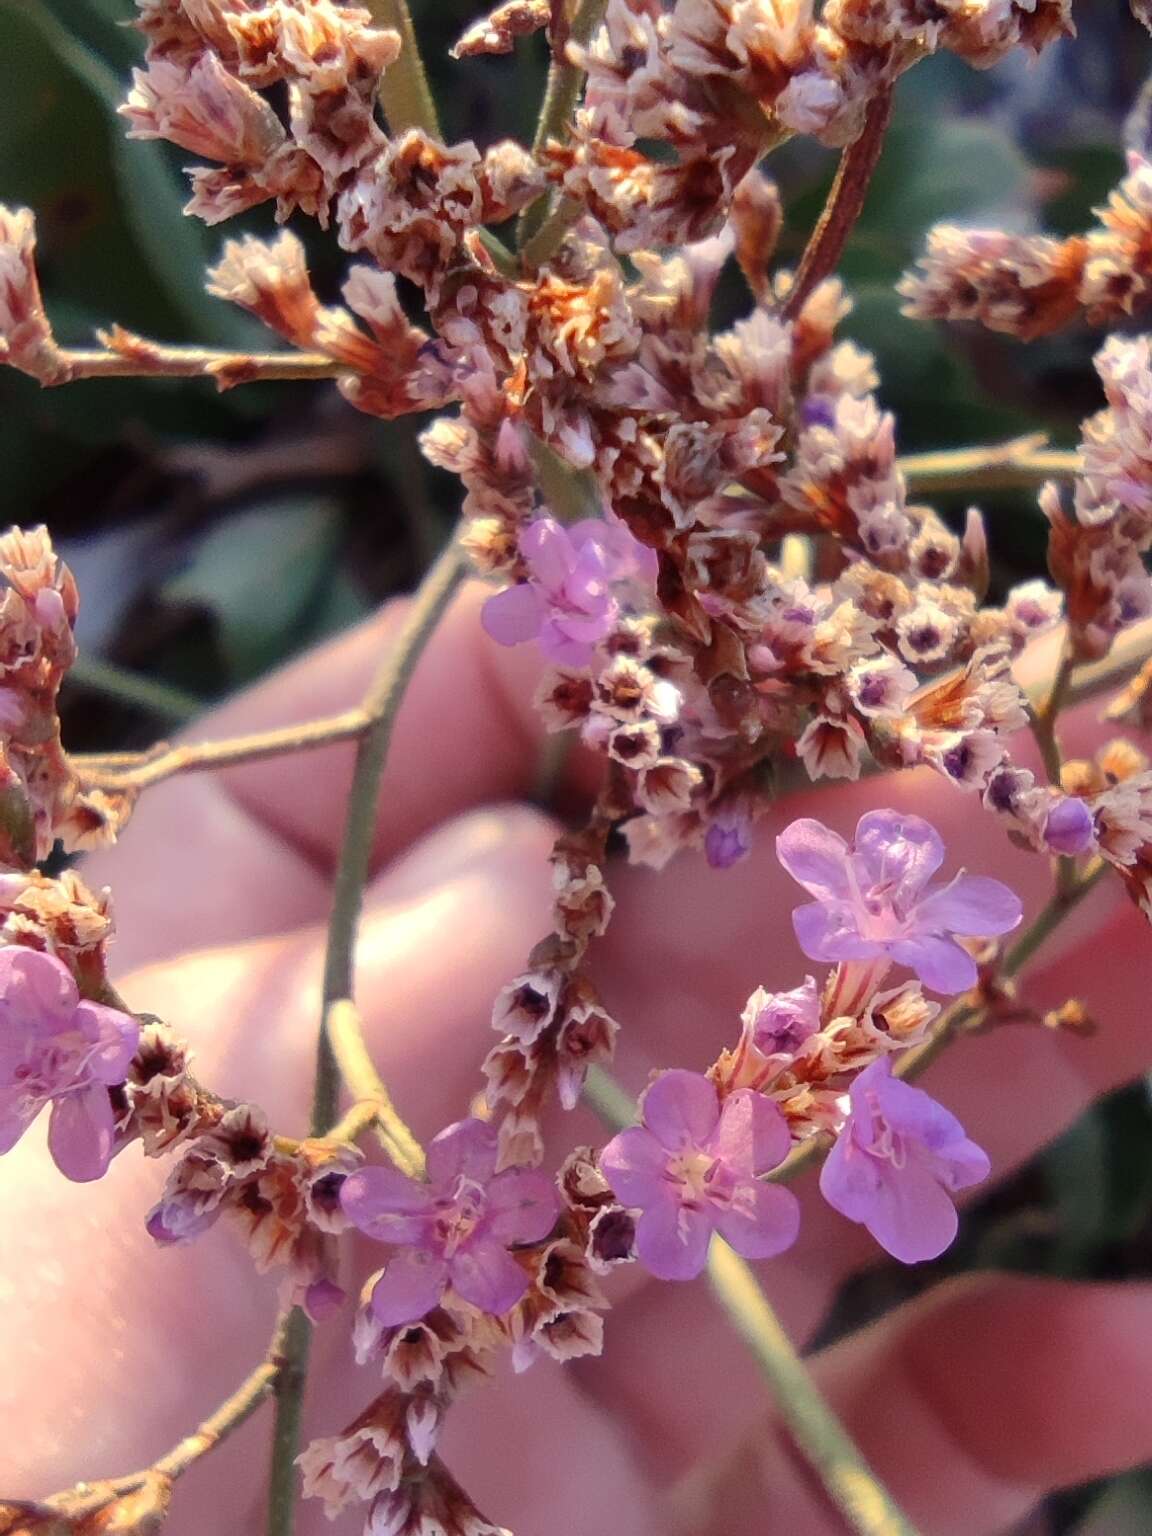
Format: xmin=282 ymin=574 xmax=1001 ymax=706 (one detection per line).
xmin=776 ymin=809 xmax=1022 ymax=994
xmin=747 ymin=977 xmax=821 ymax=1055
xmin=705 ymin=806 xmax=754 ymax=869
xmin=819 ymin=1057 xmax=990 ymax=1263
xmin=481 ymin=515 xmax=657 ymax=668
xmin=0 ymin=945 xmax=138 ymax=1181
xmin=1043 ymin=795 xmax=1097 ymax=857
xmin=340 ymin=1117 xmax=559 ymax=1326
xmin=599 ymin=1070 xmax=800 ymax=1281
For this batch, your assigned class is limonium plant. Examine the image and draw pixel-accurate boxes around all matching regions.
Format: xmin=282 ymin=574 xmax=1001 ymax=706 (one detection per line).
xmin=0 ymin=2 xmax=1151 ymax=1534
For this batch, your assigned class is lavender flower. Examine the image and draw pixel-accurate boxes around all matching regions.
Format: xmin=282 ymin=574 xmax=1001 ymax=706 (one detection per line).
xmin=747 ymin=976 xmax=821 ymax=1055
xmin=776 ymin=810 xmax=1022 ymax=994
xmin=599 ymin=1070 xmax=799 ymax=1281
xmin=0 ymin=945 xmax=139 ymax=1181
xmin=481 ymin=515 xmax=657 ymax=668
xmin=819 ymin=1058 xmax=990 ymax=1263
xmin=340 ymin=1117 xmax=559 ymax=1326
xmin=1044 ymin=795 xmax=1097 ymax=856
xmin=705 ymin=805 xmax=754 ymax=869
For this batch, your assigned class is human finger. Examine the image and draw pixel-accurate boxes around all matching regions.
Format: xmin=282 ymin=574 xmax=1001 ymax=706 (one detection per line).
xmin=687 ymin=1273 xmax=1152 ymax=1536
xmin=0 ymin=807 xmax=558 ymax=1503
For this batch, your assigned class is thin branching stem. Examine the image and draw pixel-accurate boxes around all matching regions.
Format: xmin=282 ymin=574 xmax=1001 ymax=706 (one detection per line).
xmin=34 ymin=1313 xmax=293 ymax=1524
xmin=783 ymin=87 xmax=894 ymax=321
xmin=22 ymin=345 xmax=345 ymax=389
xmin=369 ymin=0 xmax=441 ymax=138
xmin=74 ymin=709 xmax=370 ymax=792
xmin=518 ymin=0 xmax=610 ymax=262
xmin=707 ymin=1241 xmax=920 ymax=1536
xmin=898 ymin=437 xmax=1080 ymax=493
xmin=264 ymin=542 xmax=464 ymax=1534
xmin=325 ymin=998 xmax=426 ymax=1177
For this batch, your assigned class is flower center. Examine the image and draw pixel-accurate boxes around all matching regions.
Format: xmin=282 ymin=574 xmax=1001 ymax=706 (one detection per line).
xmin=664 ymin=1147 xmax=734 ymax=1209
xmin=438 ymin=1179 xmax=488 ymax=1255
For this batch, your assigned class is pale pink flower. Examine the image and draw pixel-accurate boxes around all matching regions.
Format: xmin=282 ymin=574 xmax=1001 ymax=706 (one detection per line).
xmin=776 ymin=810 xmax=1022 ymax=994
xmin=482 ymin=516 xmax=657 ymax=668
xmin=341 ymin=1118 xmax=559 ymax=1325
xmin=0 ymin=946 xmax=138 ymax=1181
xmin=599 ymin=1070 xmax=799 ymax=1281
xmin=820 ymin=1058 xmax=990 ymax=1262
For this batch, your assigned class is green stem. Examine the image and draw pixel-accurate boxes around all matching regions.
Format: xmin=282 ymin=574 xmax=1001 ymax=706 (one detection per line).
xmin=369 ymin=0 xmax=441 ymax=137
xmin=1028 ymin=642 xmax=1076 ymax=787
xmin=264 ymin=1309 xmax=313 ymax=1536
xmin=517 ymin=0 xmax=609 ymax=259
xmin=527 ymin=437 xmax=602 ymax=523
xmin=67 ymin=655 xmax=203 ymax=724
xmin=898 ymin=440 xmax=1079 ymax=495
xmin=707 ymin=1241 xmax=920 ymax=1536
xmin=312 ymin=540 xmax=467 ymax=1134
xmin=264 ymin=542 xmax=466 ymax=1535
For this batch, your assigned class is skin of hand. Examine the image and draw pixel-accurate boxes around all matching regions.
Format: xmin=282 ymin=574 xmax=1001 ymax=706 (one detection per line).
xmin=1 ymin=583 xmax=1151 ymax=1536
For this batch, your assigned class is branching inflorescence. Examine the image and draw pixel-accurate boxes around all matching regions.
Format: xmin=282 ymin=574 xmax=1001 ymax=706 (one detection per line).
xmin=1 ymin=1 xmax=1152 ymax=1534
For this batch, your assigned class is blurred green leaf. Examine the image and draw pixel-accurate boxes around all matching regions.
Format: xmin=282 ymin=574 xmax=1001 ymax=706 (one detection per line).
xmin=1077 ymin=1468 xmax=1152 ymax=1535
xmin=1044 ymin=1087 xmax=1152 ymax=1264
xmin=163 ymin=499 xmax=367 ymax=685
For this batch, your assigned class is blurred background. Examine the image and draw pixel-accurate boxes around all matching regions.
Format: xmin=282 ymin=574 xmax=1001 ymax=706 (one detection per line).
xmin=2 ymin=3 xmax=1151 ymax=1530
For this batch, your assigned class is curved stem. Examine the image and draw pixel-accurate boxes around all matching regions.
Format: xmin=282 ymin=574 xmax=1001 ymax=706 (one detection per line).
xmin=707 ymin=1241 xmax=920 ymax=1536
xmin=73 ymin=709 xmax=370 ymax=791
xmin=264 ymin=1309 xmax=314 ymax=1536
xmin=325 ymin=998 xmax=426 ymax=1177
xmin=369 ymin=0 xmax=441 ymax=137
xmin=15 ymin=344 xmax=346 ymax=389
xmin=898 ymin=437 xmax=1079 ymax=494
xmin=312 ymin=539 xmax=467 ymax=1135
xmin=263 ymin=542 xmax=466 ymax=1534
xmin=783 ymin=87 xmax=894 ymax=321
xmin=517 ymin=0 xmax=609 ymax=261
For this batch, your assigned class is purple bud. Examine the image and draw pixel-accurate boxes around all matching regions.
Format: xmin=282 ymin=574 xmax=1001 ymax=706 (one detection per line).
xmin=304 ymin=1276 xmax=346 ymax=1322
xmin=705 ymin=810 xmax=753 ymax=869
xmin=1043 ymin=796 xmax=1096 ymax=856
xmin=800 ymin=395 xmax=836 ymax=429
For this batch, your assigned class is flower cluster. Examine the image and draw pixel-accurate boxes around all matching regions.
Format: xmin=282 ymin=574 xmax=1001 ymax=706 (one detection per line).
xmin=1 ymin=1 xmax=1150 ymax=1531
xmin=0 ymin=946 xmax=137 ymax=1182
xmin=592 ymin=810 xmax=1013 ymax=1275
xmin=899 ymin=151 xmax=1152 ymax=340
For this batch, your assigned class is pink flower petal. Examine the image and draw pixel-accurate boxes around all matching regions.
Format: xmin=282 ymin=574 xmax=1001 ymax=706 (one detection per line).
xmin=853 ymin=810 xmax=945 ymax=906
xmin=0 ymin=946 xmax=77 ymax=1031
xmin=47 ymin=1085 xmax=114 ymax=1182
xmin=536 ymin=620 xmax=597 ymax=668
xmin=635 ymin=1196 xmax=713 ymax=1280
xmin=425 ymin=1117 xmax=498 ymax=1188
xmin=640 ymin=1069 xmax=721 ymax=1150
xmin=708 ymin=1090 xmax=793 ymax=1176
xmin=448 ymin=1239 xmax=530 ymax=1315
xmin=850 ymin=1155 xmax=960 ymax=1263
xmin=75 ymin=1002 xmax=140 ymax=1084
xmin=916 ymin=874 xmax=1023 ymax=938
xmin=792 ymin=901 xmax=880 ymax=963
xmin=0 ymin=1087 xmax=39 ymax=1155
xmin=481 ymin=582 xmax=546 ymax=647
xmin=775 ymin=818 xmax=852 ymax=902
xmin=521 ymin=518 xmax=576 ymax=592
xmin=599 ymin=1125 xmax=668 ymax=1206
xmin=341 ymin=1165 xmax=433 ymax=1243
xmin=887 ymin=933 xmax=978 ymax=994
xmin=486 ymin=1167 xmax=561 ymax=1245
xmin=713 ymin=1182 xmax=800 ymax=1260
xmin=370 ymin=1250 xmax=449 ymax=1326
